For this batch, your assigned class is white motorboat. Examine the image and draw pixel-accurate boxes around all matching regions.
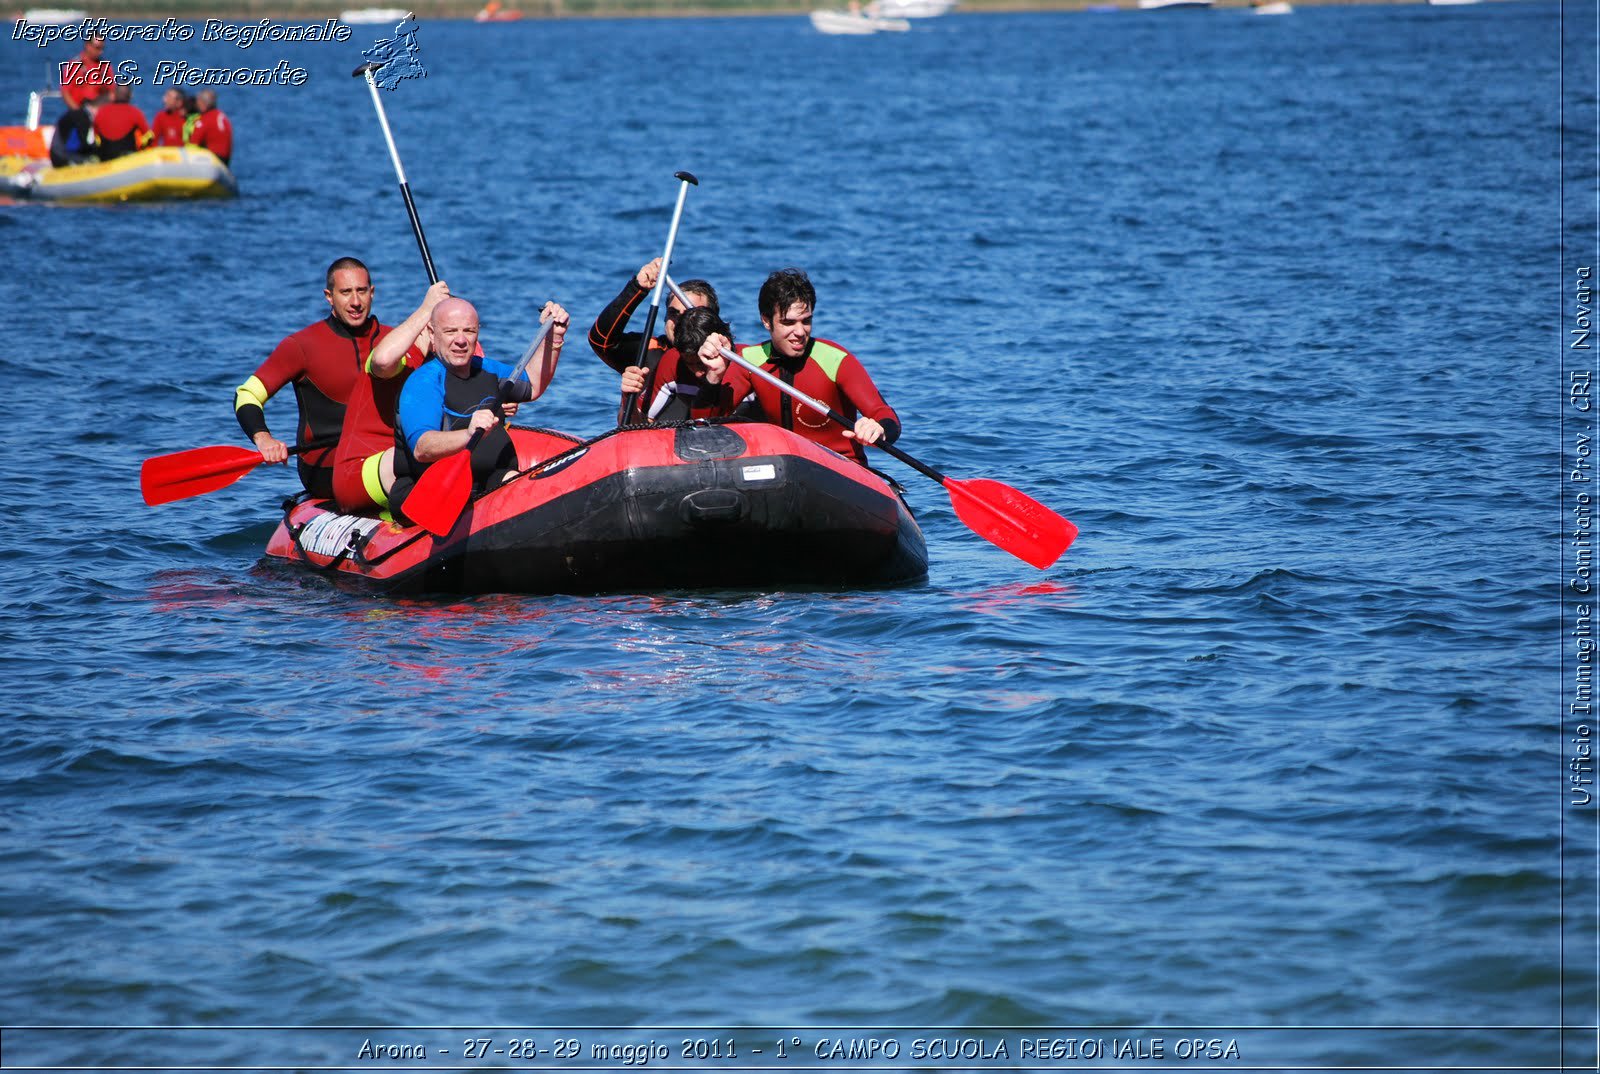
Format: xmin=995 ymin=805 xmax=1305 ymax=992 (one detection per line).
xmin=17 ymin=8 xmax=86 ymax=22
xmin=871 ymin=0 xmax=956 ymax=16
xmin=810 ymin=8 xmax=911 ymax=32
xmin=339 ymin=7 xmax=412 ymax=23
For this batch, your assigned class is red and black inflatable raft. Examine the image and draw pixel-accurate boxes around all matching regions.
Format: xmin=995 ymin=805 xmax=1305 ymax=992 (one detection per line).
xmin=264 ymin=421 xmax=928 ymax=594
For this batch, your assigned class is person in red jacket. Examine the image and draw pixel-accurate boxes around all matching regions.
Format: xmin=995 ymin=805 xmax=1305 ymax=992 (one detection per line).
xmin=150 ymin=89 xmax=188 ymax=147
xmin=710 ymin=268 xmax=900 ymax=466
xmin=91 ymin=83 xmax=149 ymax=160
xmin=60 ymin=34 xmax=112 ymax=109
xmin=187 ymin=89 xmax=232 ymax=166
xmin=234 ymin=257 xmax=394 ymax=499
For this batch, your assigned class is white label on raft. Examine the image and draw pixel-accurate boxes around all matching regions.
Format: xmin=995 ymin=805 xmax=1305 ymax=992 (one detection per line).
xmin=300 ymin=511 xmax=382 ymax=559
xmin=741 ymin=464 xmax=777 ymax=482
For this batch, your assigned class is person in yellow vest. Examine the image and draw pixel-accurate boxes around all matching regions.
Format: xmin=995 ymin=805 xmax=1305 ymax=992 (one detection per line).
xmin=708 ymin=268 xmax=900 ymax=466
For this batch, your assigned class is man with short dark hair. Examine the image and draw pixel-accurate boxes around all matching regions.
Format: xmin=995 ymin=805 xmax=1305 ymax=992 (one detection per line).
xmin=233 ymin=258 xmax=399 ymax=499
xmin=712 ymin=268 xmax=900 ymax=466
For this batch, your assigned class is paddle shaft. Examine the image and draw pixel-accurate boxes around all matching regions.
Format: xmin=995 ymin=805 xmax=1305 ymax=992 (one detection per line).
xmin=619 ymin=171 xmax=697 ymax=425
xmin=506 ymin=317 xmax=556 ymax=387
xmin=251 ymin=435 xmax=340 ymax=468
xmin=356 ymin=63 xmax=438 ymax=285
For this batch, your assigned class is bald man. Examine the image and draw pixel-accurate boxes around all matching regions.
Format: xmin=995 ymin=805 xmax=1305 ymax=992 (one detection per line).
xmin=388 ymin=296 xmax=568 ymax=524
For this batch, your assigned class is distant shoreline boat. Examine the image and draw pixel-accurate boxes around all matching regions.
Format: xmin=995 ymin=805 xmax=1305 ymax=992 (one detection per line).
xmin=871 ymin=0 xmax=955 ymax=16
xmin=810 ymin=7 xmax=911 ymax=32
xmin=17 ymin=7 xmax=86 ymax=22
xmin=474 ymin=0 xmax=524 ymax=19
xmin=1136 ymin=0 xmax=1214 ymax=9
xmin=339 ymin=7 xmax=413 ymax=23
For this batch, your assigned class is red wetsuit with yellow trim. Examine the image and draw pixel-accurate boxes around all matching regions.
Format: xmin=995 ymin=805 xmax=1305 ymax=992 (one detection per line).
xmin=234 ymin=315 xmax=393 ymax=500
xmin=331 ymin=346 xmax=427 ymax=515
xmin=715 ymin=337 xmax=900 ymax=466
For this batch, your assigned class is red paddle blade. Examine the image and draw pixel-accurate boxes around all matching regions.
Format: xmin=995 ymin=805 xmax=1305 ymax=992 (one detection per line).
xmin=404 ymin=452 xmax=473 ymax=536
xmin=140 ymin=445 xmax=269 ymax=506
xmin=944 ymin=477 xmax=1078 ymax=569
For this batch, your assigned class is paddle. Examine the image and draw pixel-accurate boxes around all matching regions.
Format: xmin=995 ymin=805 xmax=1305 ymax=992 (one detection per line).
xmin=141 ymin=436 xmax=339 ymax=507
xmin=664 ymin=276 xmax=1078 ymax=569
xmin=617 ymin=170 xmax=697 ymax=427
xmin=353 ymin=61 xmax=438 ymax=285
xmin=401 ymin=318 xmax=558 ymax=537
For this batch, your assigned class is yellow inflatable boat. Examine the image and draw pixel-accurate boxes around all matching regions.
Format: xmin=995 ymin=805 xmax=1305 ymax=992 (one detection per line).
xmin=0 ymin=143 xmax=237 ymax=204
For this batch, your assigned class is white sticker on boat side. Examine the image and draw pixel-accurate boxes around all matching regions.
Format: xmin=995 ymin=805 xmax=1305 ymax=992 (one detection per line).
xmin=740 ymin=464 xmax=777 ymax=482
xmin=300 ymin=512 xmax=382 ymax=559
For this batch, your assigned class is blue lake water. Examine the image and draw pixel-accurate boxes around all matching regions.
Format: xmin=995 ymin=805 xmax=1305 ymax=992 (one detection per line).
xmin=1 ymin=2 xmax=1592 ymax=1069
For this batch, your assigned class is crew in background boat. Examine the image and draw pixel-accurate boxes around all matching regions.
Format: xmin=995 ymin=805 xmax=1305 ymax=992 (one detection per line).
xmin=49 ymin=96 xmax=96 ymax=166
xmin=709 ymin=268 xmax=899 ymax=466
xmin=91 ymin=82 xmax=150 ymax=161
xmin=188 ymin=90 xmax=232 ymax=167
xmin=618 ymin=306 xmax=739 ymax=424
xmin=330 ymin=280 xmax=446 ymax=516
xmin=234 ymin=257 xmax=394 ymax=499
xmin=588 ymin=257 xmax=719 ymax=381
xmin=59 ymin=33 xmax=112 ymax=109
xmin=389 ymin=297 xmax=569 ymax=522
xmin=151 ymin=89 xmax=188 ymax=148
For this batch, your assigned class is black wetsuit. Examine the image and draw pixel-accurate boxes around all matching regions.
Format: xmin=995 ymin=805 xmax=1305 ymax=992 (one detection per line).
xmin=49 ymin=108 xmax=94 ymax=167
xmin=587 ymin=274 xmax=670 ymax=375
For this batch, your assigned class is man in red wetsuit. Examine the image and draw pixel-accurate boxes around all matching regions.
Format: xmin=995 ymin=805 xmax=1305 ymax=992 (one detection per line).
xmin=710 ymin=268 xmax=900 ymax=466
xmin=60 ymin=34 xmax=112 ymax=109
xmin=150 ymin=89 xmax=188 ymax=147
xmin=90 ymin=82 xmax=149 ymax=160
xmin=187 ymin=89 xmax=232 ymax=166
xmin=234 ymin=257 xmax=396 ymax=500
